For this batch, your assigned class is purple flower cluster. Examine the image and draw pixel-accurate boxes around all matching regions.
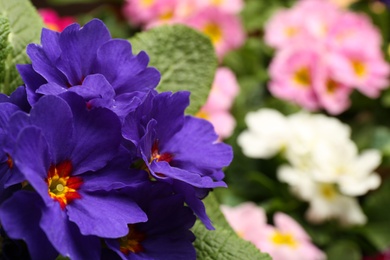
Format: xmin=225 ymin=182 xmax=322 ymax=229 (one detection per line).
xmin=0 ymin=19 xmax=232 ymax=260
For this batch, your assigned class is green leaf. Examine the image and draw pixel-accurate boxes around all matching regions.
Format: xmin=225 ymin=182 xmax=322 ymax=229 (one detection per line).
xmin=362 ymin=178 xmax=390 ymax=250
xmin=130 ymin=25 xmax=217 ymax=115
xmin=0 ymin=0 xmax=44 ymax=94
xmin=193 ymin=193 xmax=272 ymax=260
xmin=326 ymin=240 xmax=361 ymax=260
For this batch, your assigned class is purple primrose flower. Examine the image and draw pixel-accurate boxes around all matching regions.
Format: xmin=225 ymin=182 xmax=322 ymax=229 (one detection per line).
xmin=0 ymin=93 xmax=147 ymax=259
xmin=122 ymin=91 xmax=233 ymax=229
xmin=17 ymin=19 xmax=160 ymax=119
xmin=105 ymin=182 xmax=196 ymax=260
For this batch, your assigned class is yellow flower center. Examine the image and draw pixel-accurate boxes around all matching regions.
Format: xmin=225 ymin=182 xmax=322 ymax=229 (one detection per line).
xmin=211 ymin=0 xmax=223 ymax=5
xmin=352 ymin=60 xmax=367 ymax=78
xmin=46 ymin=160 xmax=83 ymax=209
xmin=159 ymin=11 xmax=174 ymax=21
xmin=140 ymin=0 xmax=154 ymax=7
xmin=293 ymin=67 xmax=311 ymax=87
xmin=320 ymin=183 xmax=337 ymax=200
xmin=203 ymin=23 xmax=223 ymax=44
xmin=271 ymin=231 xmax=297 ymax=247
xmin=195 ymin=110 xmax=210 ymax=120
xmin=285 ymin=27 xmax=298 ymax=38
xmin=326 ymin=79 xmax=338 ymax=94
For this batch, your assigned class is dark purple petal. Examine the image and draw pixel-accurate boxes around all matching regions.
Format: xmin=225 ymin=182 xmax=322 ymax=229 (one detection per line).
xmin=40 ymin=201 xmax=101 ymax=259
xmin=165 ymin=116 xmax=233 ymax=170
xmin=81 ymin=156 xmax=148 ymax=191
xmin=30 ymin=95 xmax=74 ymax=163
xmin=13 ymin=126 xmax=52 ymax=204
xmin=16 ymin=64 xmax=47 ymax=105
xmin=59 ymin=92 xmax=122 ymax=175
xmin=150 ymin=160 xmax=226 ymax=188
xmin=174 ymin=182 xmax=214 ymax=230
xmin=27 ymin=44 xmax=68 ymax=85
xmin=67 ymin=191 xmax=147 ymax=238
xmin=56 ymin=19 xmax=111 ymax=85
xmin=95 ymin=39 xmax=160 ymax=93
xmin=152 ymin=91 xmax=189 ymax=146
xmin=0 ymin=191 xmax=58 ymax=260
xmin=0 ymin=103 xmax=20 ymax=128
xmin=0 ymin=86 xmax=31 ymax=112
xmin=69 ymin=74 xmax=115 ymax=101
xmin=36 ymin=82 xmax=67 ymax=96
xmin=41 ymin=28 xmax=61 ymax=62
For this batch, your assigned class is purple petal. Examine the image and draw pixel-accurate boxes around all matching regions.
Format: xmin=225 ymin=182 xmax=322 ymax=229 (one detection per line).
xmin=95 ymin=40 xmax=160 ymax=93
xmin=166 ymin=116 xmax=233 ymax=170
xmin=174 ymin=182 xmax=214 ymax=230
xmin=150 ymin=160 xmax=226 ymax=188
xmin=0 ymin=191 xmax=58 ymax=260
xmin=152 ymin=92 xmax=189 ymax=146
xmin=36 ymin=82 xmax=67 ymax=96
xmin=57 ymin=19 xmax=111 ymax=85
xmin=69 ymin=74 xmax=115 ymax=101
xmin=13 ymin=127 xmax=52 ymax=204
xmin=16 ymin=64 xmax=47 ymax=105
xmin=40 ymin=201 xmax=101 ymax=259
xmin=67 ymin=191 xmax=147 ymax=238
xmin=27 ymin=44 xmax=68 ymax=85
xmin=30 ymin=95 xmax=74 ymax=162
xmin=58 ymin=92 xmax=122 ymax=175
xmin=41 ymin=28 xmax=61 ymax=62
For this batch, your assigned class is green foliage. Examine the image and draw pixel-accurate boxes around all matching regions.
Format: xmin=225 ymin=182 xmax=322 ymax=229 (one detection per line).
xmin=0 ymin=0 xmax=44 ymax=94
xmin=130 ymin=25 xmax=217 ymax=115
xmin=326 ymin=240 xmax=362 ymax=260
xmin=193 ymin=194 xmax=272 ymax=260
xmin=362 ymin=178 xmax=390 ymax=251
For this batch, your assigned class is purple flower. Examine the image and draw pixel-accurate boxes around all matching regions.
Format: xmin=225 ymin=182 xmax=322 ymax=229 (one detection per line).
xmin=0 ymin=93 xmax=147 ymax=259
xmin=105 ymin=182 xmax=196 ymax=260
xmin=122 ymin=91 xmax=233 ymax=229
xmin=0 ymin=89 xmax=30 ymax=196
xmin=17 ymin=19 xmax=160 ymax=119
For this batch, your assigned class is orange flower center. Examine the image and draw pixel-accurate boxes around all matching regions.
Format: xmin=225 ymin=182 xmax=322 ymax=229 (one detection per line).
xmin=202 ymin=23 xmax=223 ymax=44
xmin=6 ymin=154 xmax=13 ymax=169
xmin=293 ymin=67 xmax=311 ymax=87
xmin=119 ymin=225 xmax=146 ymax=255
xmin=46 ymin=160 xmax=83 ymax=210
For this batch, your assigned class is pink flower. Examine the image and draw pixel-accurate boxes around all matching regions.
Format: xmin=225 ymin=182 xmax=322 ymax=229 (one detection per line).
xmin=268 ymin=45 xmax=321 ymax=111
xmin=264 ymin=9 xmax=307 ymax=49
xmin=326 ymin=12 xmax=381 ymax=52
xmin=183 ymin=7 xmax=245 ymax=59
xmin=256 ymin=213 xmax=326 ymax=260
xmin=329 ymin=47 xmax=390 ymax=98
xmin=196 ymin=0 xmax=244 ymax=14
xmin=220 ymin=202 xmax=267 ymax=243
xmin=123 ymin=0 xmax=180 ymax=27
xmin=197 ymin=67 xmax=239 ymax=139
xmin=314 ymin=59 xmax=353 ymax=115
xmin=38 ymin=9 xmax=75 ymax=32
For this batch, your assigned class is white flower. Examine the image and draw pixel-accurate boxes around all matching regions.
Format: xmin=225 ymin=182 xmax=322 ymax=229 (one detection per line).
xmin=237 ymin=109 xmax=289 ymax=158
xmin=278 ymin=165 xmax=367 ymax=226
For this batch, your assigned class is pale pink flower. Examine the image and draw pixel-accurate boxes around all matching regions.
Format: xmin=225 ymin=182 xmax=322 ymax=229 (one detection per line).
xmin=313 ymin=60 xmax=353 ymax=115
xmin=202 ymin=67 xmax=239 ymax=111
xmin=183 ymin=7 xmax=245 ymax=59
xmin=197 ymin=67 xmax=240 ymax=139
xmin=38 ymin=9 xmax=75 ymax=32
xmin=326 ymin=12 xmax=382 ymax=52
xmin=268 ymin=45 xmax=321 ymax=111
xmin=256 ymin=213 xmax=326 ymax=260
xmin=329 ymin=47 xmax=390 ymax=98
xmin=123 ymin=0 xmax=179 ymax=27
xmin=294 ymin=0 xmax=341 ymax=41
xmin=220 ymin=202 xmax=267 ymax=243
xmin=196 ymin=0 xmax=244 ymax=14
xmin=264 ymin=9 xmax=307 ymax=49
